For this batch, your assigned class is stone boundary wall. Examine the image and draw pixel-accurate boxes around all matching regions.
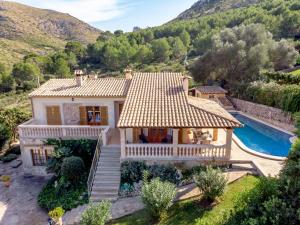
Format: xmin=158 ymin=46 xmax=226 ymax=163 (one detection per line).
xmin=232 ymin=98 xmax=295 ymax=132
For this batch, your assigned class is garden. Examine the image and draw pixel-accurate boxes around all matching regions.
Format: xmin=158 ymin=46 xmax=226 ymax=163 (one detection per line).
xmin=37 ymin=139 xmax=97 ymax=211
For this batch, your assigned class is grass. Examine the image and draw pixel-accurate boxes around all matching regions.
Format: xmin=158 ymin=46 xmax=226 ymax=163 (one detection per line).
xmin=110 ymin=175 xmax=259 ymax=225
xmin=0 ymin=91 xmax=32 ymax=113
xmin=290 ymin=69 xmax=300 ymax=76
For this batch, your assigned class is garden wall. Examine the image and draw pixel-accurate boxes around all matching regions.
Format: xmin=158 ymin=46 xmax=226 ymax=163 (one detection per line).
xmin=232 ymin=98 xmax=295 ymax=132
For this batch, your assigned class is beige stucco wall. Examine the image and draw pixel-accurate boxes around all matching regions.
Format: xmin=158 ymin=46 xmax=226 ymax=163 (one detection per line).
xmin=195 ymin=90 xmax=226 ymax=99
xmin=31 ymin=97 xmax=125 ymax=128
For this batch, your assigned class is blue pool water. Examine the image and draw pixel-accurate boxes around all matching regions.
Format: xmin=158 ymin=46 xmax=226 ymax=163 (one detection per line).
xmin=232 ymin=113 xmax=293 ymax=157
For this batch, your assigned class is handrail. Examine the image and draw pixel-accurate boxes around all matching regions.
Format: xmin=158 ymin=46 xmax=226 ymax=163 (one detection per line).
xmin=87 ymin=131 xmax=103 ymax=196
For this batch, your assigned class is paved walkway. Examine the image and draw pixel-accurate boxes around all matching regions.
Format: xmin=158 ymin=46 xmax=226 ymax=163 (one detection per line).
xmin=231 ymin=141 xmax=284 ymax=177
xmin=0 ymin=158 xmax=49 ymax=225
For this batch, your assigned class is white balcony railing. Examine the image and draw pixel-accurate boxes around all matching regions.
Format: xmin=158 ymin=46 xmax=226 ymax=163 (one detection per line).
xmin=18 ymin=119 xmax=107 ymax=139
xmin=124 ymin=143 xmax=227 ymax=160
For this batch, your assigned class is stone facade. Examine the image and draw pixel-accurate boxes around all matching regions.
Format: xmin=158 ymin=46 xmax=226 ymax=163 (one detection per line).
xmin=63 ymin=103 xmax=81 ymax=125
xmin=232 ymin=98 xmax=295 ymax=132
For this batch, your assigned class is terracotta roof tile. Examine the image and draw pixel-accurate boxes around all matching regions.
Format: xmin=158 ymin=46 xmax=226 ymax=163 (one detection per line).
xmin=118 ymin=73 xmax=241 ymax=128
xmin=195 ymin=86 xmax=228 ymax=94
xmin=29 ymin=78 xmax=130 ymax=97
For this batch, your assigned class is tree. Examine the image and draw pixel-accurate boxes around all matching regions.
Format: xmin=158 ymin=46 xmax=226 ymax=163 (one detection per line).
xmin=114 ymin=30 xmax=124 ymax=36
xmin=135 ymin=45 xmax=153 ymax=64
xmin=190 ymin=24 xmax=298 ymax=84
xmin=172 ymin=37 xmax=187 ymax=59
xmin=65 ymin=41 xmax=86 ymax=60
xmin=151 ymin=38 xmax=171 ymax=62
xmin=52 ymin=58 xmax=71 ymax=78
xmin=179 ymin=30 xmax=191 ymax=47
xmin=0 ymin=74 xmax=16 ymax=93
xmin=0 ymin=108 xmax=31 ymax=142
xmin=11 ymin=63 xmax=40 ymax=90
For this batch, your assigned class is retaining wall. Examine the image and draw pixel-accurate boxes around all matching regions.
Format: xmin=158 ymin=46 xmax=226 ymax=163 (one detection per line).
xmin=232 ymin=98 xmax=295 ymax=132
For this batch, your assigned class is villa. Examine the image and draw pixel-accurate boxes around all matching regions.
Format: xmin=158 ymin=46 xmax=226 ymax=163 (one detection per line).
xmin=18 ymin=70 xmax=242 ymax=201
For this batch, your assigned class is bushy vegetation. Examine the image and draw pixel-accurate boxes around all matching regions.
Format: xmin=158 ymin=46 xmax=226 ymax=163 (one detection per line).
xmin=38 ymin=139 xmax=96 ymax=211
xmin=230 ymin=81 xmax=300 ymax=112
xmin=141 ymin=172 xmax=177 ymax=220
xmin=190 ymin=24 xmax=298 ymax=84
xmin=194 ymin=166 xmax=227 ymax=202
xmin=0 ymin=107 xmax=31 ymax=146
xmin=121 ymin=161 xmax=181 ymax=185
xmin=48 ymin=207 xmax=65 ymax=223
xmin=61 ymin=156 xmax=85 ymax=184
xmin=1 ymin=153 xmax=18 ymax=163
xmin=80 ymin=201 xmax=112 ymax=225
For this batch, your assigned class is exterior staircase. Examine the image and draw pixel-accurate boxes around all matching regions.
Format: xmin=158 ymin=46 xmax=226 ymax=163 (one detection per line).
xmin=90 ymin=145 xmax=121 ymax=202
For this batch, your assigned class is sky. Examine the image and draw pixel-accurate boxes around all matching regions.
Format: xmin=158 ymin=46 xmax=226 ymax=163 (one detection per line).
xmin=9 ymin=0 xmax=197 ymax=32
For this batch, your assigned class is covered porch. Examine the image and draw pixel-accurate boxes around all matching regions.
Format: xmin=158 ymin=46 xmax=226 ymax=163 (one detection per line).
xmin=119 ymin=127 xmax=233 ymax=161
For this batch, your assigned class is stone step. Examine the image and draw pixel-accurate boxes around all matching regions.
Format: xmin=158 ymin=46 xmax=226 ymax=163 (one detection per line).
xmin=93 ymin=179 xmax=120 ymax=187
xmin=93 ymin=175 xmax=120 ymax=181
xmin=97 ymin=167 xmax=120 ymax=172
xmin=92 ymin=186 xmax=119 ymax=193
xmin=97 ymin=162 xmax=120 ymax=167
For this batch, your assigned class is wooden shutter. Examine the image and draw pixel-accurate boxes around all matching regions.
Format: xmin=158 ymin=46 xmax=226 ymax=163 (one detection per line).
xmin=79 ymin=106 xmax=87 ymax=125
xmin=46 ymin=106 xmax=62 ymax=125
xmin=178 ymin=128 xmax=183 ymax=144
xmin=100 ymin=106 xmax=108 ymax=125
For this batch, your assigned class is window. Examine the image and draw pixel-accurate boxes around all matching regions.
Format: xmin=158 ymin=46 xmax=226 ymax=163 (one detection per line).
xmin=80 ymin=106 xmax=108 ymax=125
xmin=31 ymin=148 xmax=52 ymax=166
xmin=209 ymin=94 xmax=215 ymax=99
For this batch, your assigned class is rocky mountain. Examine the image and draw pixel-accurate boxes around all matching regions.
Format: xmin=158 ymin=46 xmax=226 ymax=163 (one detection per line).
xmin=0 ymin=1 xmax=102 ymax=67
xmin=176 ymin=0 xmax=260 ymax=20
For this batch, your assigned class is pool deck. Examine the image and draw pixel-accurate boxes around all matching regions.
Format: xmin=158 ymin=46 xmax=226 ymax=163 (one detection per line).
xmin=231 ymin=141 xmax=284 ymax=177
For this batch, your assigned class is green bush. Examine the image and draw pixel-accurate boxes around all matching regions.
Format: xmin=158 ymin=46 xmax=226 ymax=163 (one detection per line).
xmin=141 ymin=172 xmax=177 ymax=219
xmin=121 ymin=161 xmax=181 ymax=185
xmin=0 ymin=123 xmax=9 ymax=149
xmin=121 ymin=161 xmax=147 ymax=185
xmin=38 ymin=178 xmax=88 ymax=211
xmin=48 ymin=207 xmax=65 ymax=222
xmin=80 ymin=201 xmax=111 ymax=225
xmin=7 ymin=144 xmax=21 ymax=155
xmin=194 ymin=166 xmax=227 ymax=202
xmin=1 ymin=153 xmax=17 ymax=163
xmin=61 ymin=156 xmax=85 ymax=183
xmin=148 ymin=164 xmax=181 ymax=185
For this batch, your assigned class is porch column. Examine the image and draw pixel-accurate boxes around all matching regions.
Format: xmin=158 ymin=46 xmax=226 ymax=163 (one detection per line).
xmin=173 ymin=129 xmax=179 ymax=157
xmin=213 ymin=128 xmax=218 ymax=141
xmin=225 ymin=128 xmax=233 ymax=159
xmin=120 ymin=128 xmax=126 ymax=159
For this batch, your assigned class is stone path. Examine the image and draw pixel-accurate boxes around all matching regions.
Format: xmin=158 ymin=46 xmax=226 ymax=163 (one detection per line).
xmin=0 ymin=157 xmax=49 ymax=225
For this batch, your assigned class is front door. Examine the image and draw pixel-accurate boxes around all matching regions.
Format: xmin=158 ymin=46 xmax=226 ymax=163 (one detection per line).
xmin=148 ymin=128 xmax=168 ymax=143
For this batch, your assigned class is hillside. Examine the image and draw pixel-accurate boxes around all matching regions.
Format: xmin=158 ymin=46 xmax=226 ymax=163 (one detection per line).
xmin=0 ymin=1 xmax=102 ymax=67
xmin=176 ymin=0 xmax=260 ymax=20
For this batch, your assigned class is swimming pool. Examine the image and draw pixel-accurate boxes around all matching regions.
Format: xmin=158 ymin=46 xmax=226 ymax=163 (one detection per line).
xmin=232 ymin=113 xmax=293 ymax=157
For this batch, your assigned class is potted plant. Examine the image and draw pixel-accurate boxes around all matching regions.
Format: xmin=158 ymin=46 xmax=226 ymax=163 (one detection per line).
xmin=48 ymin=207 xmax=65 ymax=225
xmin=0 ymin=175 xmax=11 ymax=187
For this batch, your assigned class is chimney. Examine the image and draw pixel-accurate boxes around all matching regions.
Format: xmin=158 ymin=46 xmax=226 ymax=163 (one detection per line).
xmin=74 ymin=70 xmax=84 ymax=87
xmin=124 ymin=68 xmax=133 ymax=80
xmin=182 ymin=75 xmax=192 ymax=95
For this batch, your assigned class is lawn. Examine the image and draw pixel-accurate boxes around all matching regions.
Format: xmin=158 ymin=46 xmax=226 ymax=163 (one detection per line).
xmin=290 ymin=69 xmax=300 ymax=76
xmin=110 ymin=175 xmax=259 ymax=225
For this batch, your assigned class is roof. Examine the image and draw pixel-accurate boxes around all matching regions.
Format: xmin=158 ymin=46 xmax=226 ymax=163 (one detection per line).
xmin=29 ymin=78 xmax=131 ymax=98
xmin=118 ymin=73 xmax=241 ymax=128
xmin=195 ymin=86 xmax=228 ymax=94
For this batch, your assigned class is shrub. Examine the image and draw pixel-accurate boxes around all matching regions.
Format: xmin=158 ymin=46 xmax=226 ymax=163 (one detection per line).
xmin=38 ymin=179 xmax=88 ymax=211
xmin=0 ymin=123 xmax=9 ymax=148
xmin=61 ymin=156 xmax=85 ymax=183
xmin=1 ymin=153 xmax=17 ymax=163
xmin=141 ymin=172 xmax=177 ymax=219
xmin=121 ymin=161 xmax=147 ymax=185
xmin=80 ymin=201 xmax=111 ymax=225
xmin=148 ymin=164 xmax=181 ymax=185
xmin=7 ymin=144 xmax=21 ymax=155
xmin=0 ymin=175 xmax=11 ymax=182
xmin=194 ymin=166 xmax=227 ymax=202
xmin=48 ymin=207 xmax=65 ymax=222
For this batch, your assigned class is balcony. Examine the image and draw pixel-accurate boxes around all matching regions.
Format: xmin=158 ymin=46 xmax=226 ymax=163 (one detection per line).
xmin=18 ymin=119 xmax=108 ymax=139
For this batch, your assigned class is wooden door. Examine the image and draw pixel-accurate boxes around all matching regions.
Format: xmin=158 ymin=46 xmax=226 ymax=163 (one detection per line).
xmin=46 ymin=106 xmax=62 ymax=125
xmin=148 ymin=128 xmax=167 ymax=143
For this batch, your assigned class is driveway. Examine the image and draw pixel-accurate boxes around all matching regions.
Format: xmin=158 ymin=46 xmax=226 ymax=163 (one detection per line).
xmin=0 ymin=158 xmax=49 ymax=225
